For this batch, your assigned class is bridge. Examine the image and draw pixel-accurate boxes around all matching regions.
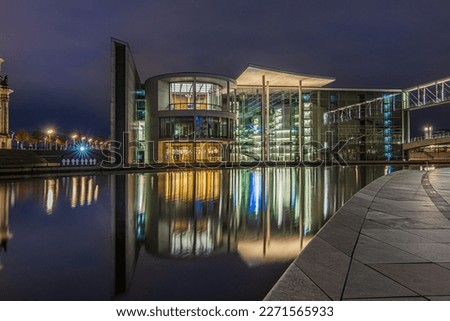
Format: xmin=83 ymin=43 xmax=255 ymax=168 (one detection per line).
xmin=404 ymin=76 xmax=450 ymax=111
xmin=403 ymin=132 xmax=450 ymax=151
xmin=403 ymin=132 xmax=450 ymax=161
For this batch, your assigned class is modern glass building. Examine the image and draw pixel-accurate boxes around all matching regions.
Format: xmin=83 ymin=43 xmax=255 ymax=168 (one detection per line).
xmin=145 ymin=73 xmax=237 ymax=163
xmin=111 ymin=40 xmax=403 ymax=165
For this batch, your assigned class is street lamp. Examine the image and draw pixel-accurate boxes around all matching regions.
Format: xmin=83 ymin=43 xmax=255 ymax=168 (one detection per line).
xmin=71 ymin=134 xmax=78 ymax=147
xmin=47 ymin=129 xmax=54 ymax=150
xmin=424 ymin=125 xmax=433 ymax=139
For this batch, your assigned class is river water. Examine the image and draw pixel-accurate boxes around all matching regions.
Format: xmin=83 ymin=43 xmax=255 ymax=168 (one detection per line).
xmin=0 ymin=165 xmax=394 ymax=300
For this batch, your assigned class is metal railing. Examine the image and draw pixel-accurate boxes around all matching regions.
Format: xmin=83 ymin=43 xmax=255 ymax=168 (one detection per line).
xmin=409 ymin=132 xmax=450 ymax=142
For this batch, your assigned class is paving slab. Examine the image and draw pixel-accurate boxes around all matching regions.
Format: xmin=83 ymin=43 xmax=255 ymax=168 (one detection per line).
xmin=361 ymin=220 xmax=392 ymax=230
xmin=426 ymin=296 xmax=450 ymax=301
xmin=316 ymin=220 xmax=359 ymax=256
xmin=331 ymin=211 xmax=365 ymax=232
xmin=388 ymin=242 xmax=450 ymax=262
xmin=370 ymin=263 xmax=450 ymax=296
xmin=346 ymin=297 xmax=427 ymax=301
xmin=403 ymin=229 xmax=450 ymax=242
xmin=361 ymin=229 xmax=433 ymax=244
xmin=266 ymin=168 xmax=450 ymax=301
xmin=294 ymin=237 xmax=351 ymax=300
xmin=365 ymin=211 xmax=402 ymax=220
xmin=339 ymin=203 xmax=368 ymax=217
xmin=265 ymin=264 xmax=330 ymax=301
xmin=353 ymin=240 xmax=427 ymax=264
xmin=368 ymin=218 xmax=447 ymax=229
xmin=382 ymin=211 xmax=444 ymax=219
xmin=342 ymin=260 xmax=417 ymax=299
xmin=436 ymin=262 xmax=450 ymax=270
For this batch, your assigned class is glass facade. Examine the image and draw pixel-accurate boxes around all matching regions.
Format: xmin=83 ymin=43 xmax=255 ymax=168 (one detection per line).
xmin=268 ymin=90 xmax=300 ymax=161
xmin=132 ymin=88 xmax=146 ymax=162
xmin=235 ymin=88 xmax=403 ymax=162
xmin=235 ymin=88 xmax=263 ymax=160
xmin=159 ymin=116 xmax=232 ymax=140
xmin=165 ymin=82 xmax=223 ymax=111
xmin=158 ymin=142 xmax=224 ymax=162
xmin=235 ymin=88 xmax=300 ymax=161
xmin=322 ymin=91 xmax=403 ymax=161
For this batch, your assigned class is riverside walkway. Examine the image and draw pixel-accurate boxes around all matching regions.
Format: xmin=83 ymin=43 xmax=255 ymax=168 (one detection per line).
xmin=266 ymin=168 xmax=450 ymax=301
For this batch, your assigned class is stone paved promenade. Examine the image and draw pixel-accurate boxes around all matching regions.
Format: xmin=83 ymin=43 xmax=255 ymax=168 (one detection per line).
xmin=266 ymin=168 xmax=450 ymax=301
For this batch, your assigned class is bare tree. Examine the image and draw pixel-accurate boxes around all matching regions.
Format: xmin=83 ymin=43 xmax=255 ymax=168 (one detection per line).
xmin=15 ymin=129 xmax=30 ymax=149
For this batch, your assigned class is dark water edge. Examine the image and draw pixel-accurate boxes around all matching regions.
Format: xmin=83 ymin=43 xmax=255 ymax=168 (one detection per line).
xmin=0 ymin=165 xmax=401 ymax=300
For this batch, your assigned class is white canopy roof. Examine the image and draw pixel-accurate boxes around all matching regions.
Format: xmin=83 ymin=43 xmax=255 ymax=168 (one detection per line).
xmin=236 ymin=64 xmax=335 ymax=88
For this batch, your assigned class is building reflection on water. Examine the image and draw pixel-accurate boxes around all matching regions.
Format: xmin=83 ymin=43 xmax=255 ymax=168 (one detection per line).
xmin=0 ymin=168 xmax=388 ymax=298
xmin=0 ymin=176 xmax=100 ymax=270
xmin=0 ymin=184 xmax=13 ymax=261
xmin=113 ymin=166 xmax=387 ymax=295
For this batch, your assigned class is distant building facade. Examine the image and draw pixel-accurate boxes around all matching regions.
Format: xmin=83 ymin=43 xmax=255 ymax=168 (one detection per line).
xmin=0 ymin=58 xmax=13 ymax=149
xmin=111 ymin=39 xmax=403 ymax=165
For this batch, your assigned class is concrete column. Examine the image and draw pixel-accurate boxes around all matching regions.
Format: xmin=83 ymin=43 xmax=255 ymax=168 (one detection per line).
xmin=402 ymin=91 xmax=410 ymax=160
xmin=226 ymin=81 xmax=230 ymax=112
xmin=402 ymin=91 xmax=410 ymax=143
xmin=265 ymin=80 xmax=270 ymax=161
xmin=5 ymin=93 xmax=9 ymax=136
xmin=0 ymin=96 xmax=4 ymax=134
xmin=225 ymin=81 xmax=231 ymax=162
xmin=261 ymin=75 xmax=266 ymax=161
xmin=298 ymin=80 xmax=303 ymax=162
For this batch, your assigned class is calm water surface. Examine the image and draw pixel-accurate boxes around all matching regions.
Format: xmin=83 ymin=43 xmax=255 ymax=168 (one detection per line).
xmin=0 ymin=166 xmax=394 ymax=300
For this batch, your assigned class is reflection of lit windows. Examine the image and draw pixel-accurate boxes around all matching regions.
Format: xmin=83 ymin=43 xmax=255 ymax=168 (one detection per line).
xmin=136 ymin=175 xmax=146 ymax=214
xmin=248 ymin=171 xmax=261 ymax=216
xmin=170 ymin=218 xmax=214 ymax=256
xmin=94 ymin=185 xmax=99 ymax=203
xmin=68 ymin=176 xmax=99 ymax=209
xmin=87 ymin=178 xmax=93 ymax=206
xmin=80 ymin=176 xmax=86 ymax=206
xmin=71 ymin=177 xmax=78 ymax=208
xmin=44 ymin=179 xmax=58 ymax=214
xmin=136 ymin=212 xmax=145 ymax=241
xmin=162 ymin=171 xmax=220 ymax=202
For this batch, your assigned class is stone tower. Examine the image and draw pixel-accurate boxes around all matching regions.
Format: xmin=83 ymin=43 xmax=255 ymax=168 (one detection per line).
xmin=0 ymin=58 xmax=13 ymax=149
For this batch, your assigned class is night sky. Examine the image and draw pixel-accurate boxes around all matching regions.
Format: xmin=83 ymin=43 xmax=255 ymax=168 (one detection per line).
xmin=1 ymin=0 xmax=449 ymax=138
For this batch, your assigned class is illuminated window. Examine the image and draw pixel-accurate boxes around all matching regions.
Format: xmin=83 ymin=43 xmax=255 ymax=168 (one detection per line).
xmin=170 ymin=82 xmax=194 ymax=110
xmin=169 ymin=82 xmax=222 ymax=110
